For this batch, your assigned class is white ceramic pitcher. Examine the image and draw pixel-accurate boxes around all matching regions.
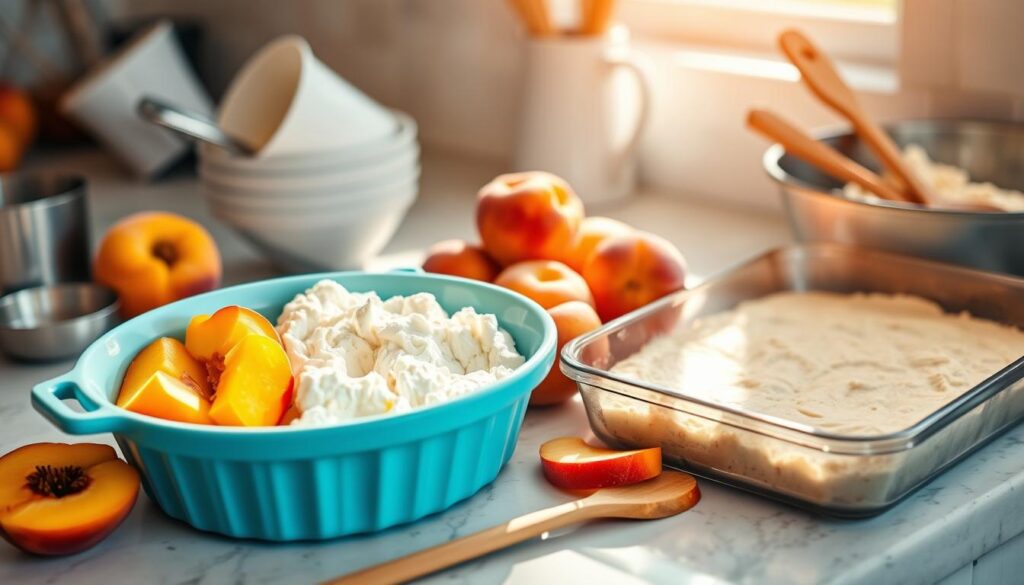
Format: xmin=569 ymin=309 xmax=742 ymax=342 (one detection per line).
xmin=514 ymin=28 xmax=652 ymax=205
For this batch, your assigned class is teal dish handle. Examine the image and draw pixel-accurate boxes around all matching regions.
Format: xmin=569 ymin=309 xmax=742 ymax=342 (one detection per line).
xmin=32 ymin=373 xmax=127 ymax=435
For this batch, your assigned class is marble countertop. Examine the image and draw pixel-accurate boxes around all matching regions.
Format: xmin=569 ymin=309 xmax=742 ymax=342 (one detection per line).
xmin=2 ymin=149 xmax=1023 ymax=585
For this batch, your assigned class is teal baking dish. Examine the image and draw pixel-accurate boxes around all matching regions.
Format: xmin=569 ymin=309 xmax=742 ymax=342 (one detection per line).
xmin=31 ymin=271 xmax=556 ymax=541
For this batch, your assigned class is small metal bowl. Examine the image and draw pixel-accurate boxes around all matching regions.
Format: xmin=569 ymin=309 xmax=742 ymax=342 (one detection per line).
xmin=764 ymin=119 xmax=1024 ymax=277
xmin=0 ymin=283 xmax=120 ymax=362
xmin=0 ymin=172 xmax=90 ymax=294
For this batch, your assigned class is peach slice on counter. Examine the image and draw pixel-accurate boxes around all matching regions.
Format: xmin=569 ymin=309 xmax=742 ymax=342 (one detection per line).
xmin=209 ymin=334 xmax=294 ymax=427
xmin=184 ymin=305 xmax=280 ymax=363
xmin=0 ymin=443 xmax=139 ymax=556
xmin=540 ymin=437 xmax=662 ymax=490
xmin=116 ymin=337 xmax=213 ymax=425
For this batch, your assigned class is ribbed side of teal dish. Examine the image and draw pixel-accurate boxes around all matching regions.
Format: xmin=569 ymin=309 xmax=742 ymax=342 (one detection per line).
xmin=115 ymin=396 xmax=527 ymax=540
xmin=32 ymin=271 xmax=556 ymax=542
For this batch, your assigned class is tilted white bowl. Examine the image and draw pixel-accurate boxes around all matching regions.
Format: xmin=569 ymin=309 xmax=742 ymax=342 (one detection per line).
xmin=199 ymin=111 xmax=417 ymax=176
xmin=210 ymin=187 xmax=416 ymax=272
xmin=200 ymin=171 xmax=420 ymax=211
xmin=198 ymin=146 xmax=419 ymax=192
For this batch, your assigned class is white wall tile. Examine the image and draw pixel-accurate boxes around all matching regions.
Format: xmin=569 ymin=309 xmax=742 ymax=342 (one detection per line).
xmin=955 ymin=0 xmax=1024 ymax=97
xmin=899 ymin=0 xmax=957 ymax=89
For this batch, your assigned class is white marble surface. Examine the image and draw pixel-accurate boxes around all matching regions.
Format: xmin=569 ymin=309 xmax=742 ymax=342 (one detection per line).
xmin=1 ymin=149 xmax=1023 ymax=584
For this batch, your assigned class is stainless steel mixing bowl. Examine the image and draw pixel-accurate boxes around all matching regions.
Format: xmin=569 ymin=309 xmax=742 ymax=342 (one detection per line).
xmin=0 ymin=173 xmax=90 ymax=293
xmin=764 ymin=119 xmax=1024 ymax=276
xmin=0 ymin=283 xmax=119 ymax=362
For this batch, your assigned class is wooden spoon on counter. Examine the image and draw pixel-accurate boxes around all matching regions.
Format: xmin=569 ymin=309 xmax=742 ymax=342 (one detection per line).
xmin=323 ymin=471 xmax=701 ymax=585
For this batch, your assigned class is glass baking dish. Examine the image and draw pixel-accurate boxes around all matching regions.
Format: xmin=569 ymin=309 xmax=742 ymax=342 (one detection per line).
xmin=562 ymin=243 xmax=1024 ymax=517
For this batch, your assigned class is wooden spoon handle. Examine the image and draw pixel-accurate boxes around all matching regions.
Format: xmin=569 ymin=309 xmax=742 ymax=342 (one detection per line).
xmin=778 ymin=30 xmax=928 ymax=205
xmin=323 ymin=501 xmax=601 ymax=585
xmin=747 ymin=109 xmax=911 ymax=203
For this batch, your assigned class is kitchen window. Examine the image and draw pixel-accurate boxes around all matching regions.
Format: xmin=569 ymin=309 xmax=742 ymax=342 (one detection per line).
xmin=620 ymin=0 xmax=899 ymax=65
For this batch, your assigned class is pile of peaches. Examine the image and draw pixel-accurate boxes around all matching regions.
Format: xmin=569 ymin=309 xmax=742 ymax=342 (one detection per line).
xmin=116 ymin=305 xmax=294 ymax=427
xmin=423 ymin=171 xmax=687 ymax=405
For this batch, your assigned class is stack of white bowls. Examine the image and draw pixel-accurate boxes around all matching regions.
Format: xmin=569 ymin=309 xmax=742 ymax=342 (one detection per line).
xmin=197 ymin=36 xmax=419 ymax=272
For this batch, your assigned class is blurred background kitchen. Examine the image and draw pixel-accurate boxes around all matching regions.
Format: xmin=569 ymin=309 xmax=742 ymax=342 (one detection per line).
xmin=3 ymin=0 xmax=1021 ymax=207
xmin=3 ymin=3 xmax=1024 ymax=581
xmin=0 ymin=0 xmax=1022 ymax=288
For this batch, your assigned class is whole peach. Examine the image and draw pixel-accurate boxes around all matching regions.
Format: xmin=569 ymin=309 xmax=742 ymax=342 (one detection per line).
xmin=582 ymin=231 xmax=687 ymax=322
xmin=495 ymin=260 xmax=594 ymax=310
xmin=422 ymin=239 xmax=500 ymax=282
xmin=94 ymin=212 xmax=222 ymax=317
xmin=476 ymin=171 xmax=584 ymax=266
xmin=531 ymin=301 xmax=603 ymax=406
xmin=564 ymin=216 xmax=633 ymax=273
xmin=0 ymin=85 xmax=37 ymax=147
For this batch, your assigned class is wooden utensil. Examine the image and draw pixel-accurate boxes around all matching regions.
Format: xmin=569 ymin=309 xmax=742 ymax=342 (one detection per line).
xmin=324 ymin=471 xmax=700 ymax=585
xmin=747 ymin=109 xmax=908 ymax=203
xmin=778 ymin=30 xmax=929 ymax=206
xmin=510 ymin=0 xmax=555 ymax=36
xmin=583 ymin=0 xmax=615 ymax=35
xmin=747 ymin=110 xmax=1004 ymax=212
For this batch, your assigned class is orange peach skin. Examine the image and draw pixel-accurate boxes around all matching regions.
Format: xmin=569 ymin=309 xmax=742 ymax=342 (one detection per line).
xmin=564 ymin=217 xmax=633 ymax=274
xmin=0 ymin=123 xmax=23 ymax=172
xmin=495 ymin=260 xmax=594 ymax=310
xmin=0 ymin=443 xmax=139 ymax=556
xmin=476 ymin=172 xmax=584 ymax=266
xmin=530 ymin=301 xmax=602 ymax=406
xmin=539 ymin=437 xmax=662 ymax=490
xmin=422 ymin=239 xmax=501 ymax=282
xmin=94 ymin=212 xmax=222 ymax=318
xmin=0 ymin=85 xmax=37 ymax=146
xmin=185 ymin=305 xmax=280 ymax=363
xmin=582 ymin=231 xmax=687 ymax=322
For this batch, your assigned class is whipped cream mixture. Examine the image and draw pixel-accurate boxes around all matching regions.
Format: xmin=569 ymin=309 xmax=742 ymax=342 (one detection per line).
xmin=611 ymin=291 xmax=1024 ymax=435
xmin=277 ymin=280 xmax=525 ymax=427
xmin=844 ymin=144 xmax=1024 ymax=211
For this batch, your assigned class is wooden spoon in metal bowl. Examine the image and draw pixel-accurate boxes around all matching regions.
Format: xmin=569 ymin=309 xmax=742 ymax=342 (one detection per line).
xmin=323 ymin=471 xmax=701 ymax=585
xmin=747 ymin=109 xmax=906 ymax=202
xmin=747 ymin=109 xmax=1004 ymax=213
xmin=777 ymin=30 xmax=1002 ymax=212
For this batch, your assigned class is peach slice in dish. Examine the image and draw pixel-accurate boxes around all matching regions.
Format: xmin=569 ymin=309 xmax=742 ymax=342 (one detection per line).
xmin=116 ymin=337 xmax=213 ymax=425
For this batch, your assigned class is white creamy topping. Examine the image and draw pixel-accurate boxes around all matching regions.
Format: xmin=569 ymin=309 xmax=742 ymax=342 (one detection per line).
xmin=844 ymin=144 xmax=1024 ymax=211
xmin=277 ymin=280 xmax=525 ymax=427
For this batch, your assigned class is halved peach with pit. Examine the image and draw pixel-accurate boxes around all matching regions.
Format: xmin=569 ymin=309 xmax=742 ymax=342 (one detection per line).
xmin=209 ymin=334 xmax=293 ymax=427
xmin=184 ymin=305 xmax=280 ymax=362
xmin=0 ymin=443 xmax=139 ymax=556
xmin=116 ymin=337 xmax=213 ymax=425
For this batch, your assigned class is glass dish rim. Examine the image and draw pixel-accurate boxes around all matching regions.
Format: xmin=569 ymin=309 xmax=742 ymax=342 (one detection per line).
xmin=561 ymin=243 xmax=1024 ymax=455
